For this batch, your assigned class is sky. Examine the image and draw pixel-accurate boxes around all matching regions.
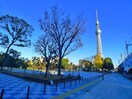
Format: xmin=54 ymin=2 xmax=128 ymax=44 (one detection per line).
xmin=0 ymin=0 xmax=132 ymax=66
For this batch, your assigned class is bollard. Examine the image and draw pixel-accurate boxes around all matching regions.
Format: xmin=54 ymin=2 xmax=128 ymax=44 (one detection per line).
xmin=44 ymin=83 xmax=46 ymax=94
xmin=55 ymin=83 xmax=58 ymax=91
xmin=82 ymin=78 xmax=83 ymax=83
xmin=64 ymin=81 xmax=65 ymax=88
xmin=0 ymin=89 xmax=4 ymax=99
xmin=102 ymin=74 xmax=104 ymax=80
xmin=75 ymin=79 xmax=76 ymax=85
xmin=70 ymin=80 xmax=72 ymax=87
xmin=27 ymin=86 xmax=30 ymax=99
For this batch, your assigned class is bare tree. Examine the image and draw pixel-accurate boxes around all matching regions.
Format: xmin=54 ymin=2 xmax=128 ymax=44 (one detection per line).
xmin=39 ymin=6 xmax=85 ymax=75
xmin=0 ymin=15 xmax=34 ymax=70
xmin=34 ymin=34 xmax=57 ymax=77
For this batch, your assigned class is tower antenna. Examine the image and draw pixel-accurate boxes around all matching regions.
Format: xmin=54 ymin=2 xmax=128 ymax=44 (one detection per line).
xmin=95 ymin=10 xmax=103 ymax=57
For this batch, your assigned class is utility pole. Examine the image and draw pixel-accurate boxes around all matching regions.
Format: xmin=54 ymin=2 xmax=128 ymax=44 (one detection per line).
xmin=125 ymin=40 xmax=132 ymax=55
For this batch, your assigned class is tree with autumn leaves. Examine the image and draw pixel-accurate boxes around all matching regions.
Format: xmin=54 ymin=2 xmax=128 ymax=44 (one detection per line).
xmin=93 ymin=54 xmax=104 ymax=69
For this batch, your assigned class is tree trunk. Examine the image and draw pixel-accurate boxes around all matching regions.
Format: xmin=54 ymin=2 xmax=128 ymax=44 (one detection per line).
xmin=57 ymin=57 xmax=62 ymax=75
xmin=45 ymin=63 xmax=49 ymax=77
xmin=24 ymin=68 xmax=26 ymax=73
xmin=10 ymin=67 xmax=13 ymax=72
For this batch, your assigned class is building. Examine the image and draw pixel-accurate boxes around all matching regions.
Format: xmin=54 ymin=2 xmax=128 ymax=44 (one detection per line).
xmin=118 ymin=52 xmax=132 ymax=73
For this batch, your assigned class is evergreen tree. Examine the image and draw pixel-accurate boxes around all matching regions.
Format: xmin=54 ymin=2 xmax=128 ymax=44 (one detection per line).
xmin=0 ymin=15 xmax=34 ymax=70
xmin=103 ymin=57 xmax=114 ymax=70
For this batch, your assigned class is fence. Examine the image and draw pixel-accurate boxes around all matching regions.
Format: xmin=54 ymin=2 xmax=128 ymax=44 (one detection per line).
xmin=0 ymin=74 xmax=104 ymax=99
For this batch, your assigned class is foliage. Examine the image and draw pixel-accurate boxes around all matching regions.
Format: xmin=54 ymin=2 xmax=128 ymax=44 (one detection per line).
xmin=80 ymin=60 xmax=93 ymax=71
xmin=0 ymin=15 xmax=34 ymax=48
xmin=128 ymin=68 xmax=132 ymax=74
xmin=0 ymin=15 xmax=34 ymax=69
xmin=83 ymin=60 xmax=92 ymax=67
xmin=8 ymin=49 xmax=21 ymax=68
xmin=103 ymin=57 xmax=114 ymax=70
xmin=4 ymin=55 xmax=14 ymax=68
xmin=0 ymin=50 xmax=21 ymax=68
xmin=84 ymin=62 xmax=89 ymax=67
xmin=61 ymin=58 xmax=70 ymax=69
xmin=32 ymin=57 xmax=45 ymax=70
xmin=17 ymin=58 xmax=28 ymax=69
xmin=27 ymin=60 xmax=33 ymax=68
xmin=94 ymin=54 xmax=103 ymax=69
xmin=39 ymin=6 xmax=85 ymax=75
xmin=84 ymin=60 xmax=93 ymax=71
xmin=9 ymin=49 xmax=21 ymax=59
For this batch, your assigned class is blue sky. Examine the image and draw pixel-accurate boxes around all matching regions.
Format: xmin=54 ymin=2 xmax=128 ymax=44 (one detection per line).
xmin=0 ymin=0 xmax=132 ymax=66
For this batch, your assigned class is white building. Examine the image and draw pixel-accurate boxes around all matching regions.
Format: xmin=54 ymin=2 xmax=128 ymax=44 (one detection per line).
xmin=121 ymin=52 xmax=132 ymax=72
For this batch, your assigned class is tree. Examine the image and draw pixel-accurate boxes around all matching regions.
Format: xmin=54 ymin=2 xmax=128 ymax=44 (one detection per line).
xmin=103 ymin=57 xmax=114 ymax=70
xmin=32 ymin=57 xmax=40 ymax=69
xmin=0 ymin=50 xmax=21 ymax=70
xmin=27 ymin=60 xmax=33 ymax=68
xmin=34 ymin=35 xmax=57 ymax=77
xmin=17 ymin=57 xmax=29 ymax=73
xmin=94 ymin=54 xmax=103 ymax=69
xmin=9 ymin=49 xmax=21 ymax=58
xmin=83 ymin=60 xmax=92 ymax=67
xmin=128 ymin=68 xmax=132 ymax=74
xmin=0 ymin=52 xmax=4 ymax=66
xmin=84 ymin=60 xmax=93 ymax=71
xmin=0 ymin=49 xmax=21 ymax=71
xmin=0 ymin=15 xmax=34 ymax=70
xmin=39 ymin=6 xmax=85 ymax=75
xmin=8 ymin=49 xmax=21 ymax=70
xmin=61 ymin=58 xmax=70 ymax=70
xmin=32 ymin=56 xmax=45 ymax=71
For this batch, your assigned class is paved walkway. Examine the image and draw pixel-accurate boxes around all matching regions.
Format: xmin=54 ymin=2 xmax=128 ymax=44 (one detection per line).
xmin=51 ymin=77 xmax=102 ymax=99
xmin=73 ymin=73 xmax=132 ymax=99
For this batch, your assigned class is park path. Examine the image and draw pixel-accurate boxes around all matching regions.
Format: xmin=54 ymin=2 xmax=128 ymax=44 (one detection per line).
xmin=74 ymin=73 xmax=132 ymax=99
